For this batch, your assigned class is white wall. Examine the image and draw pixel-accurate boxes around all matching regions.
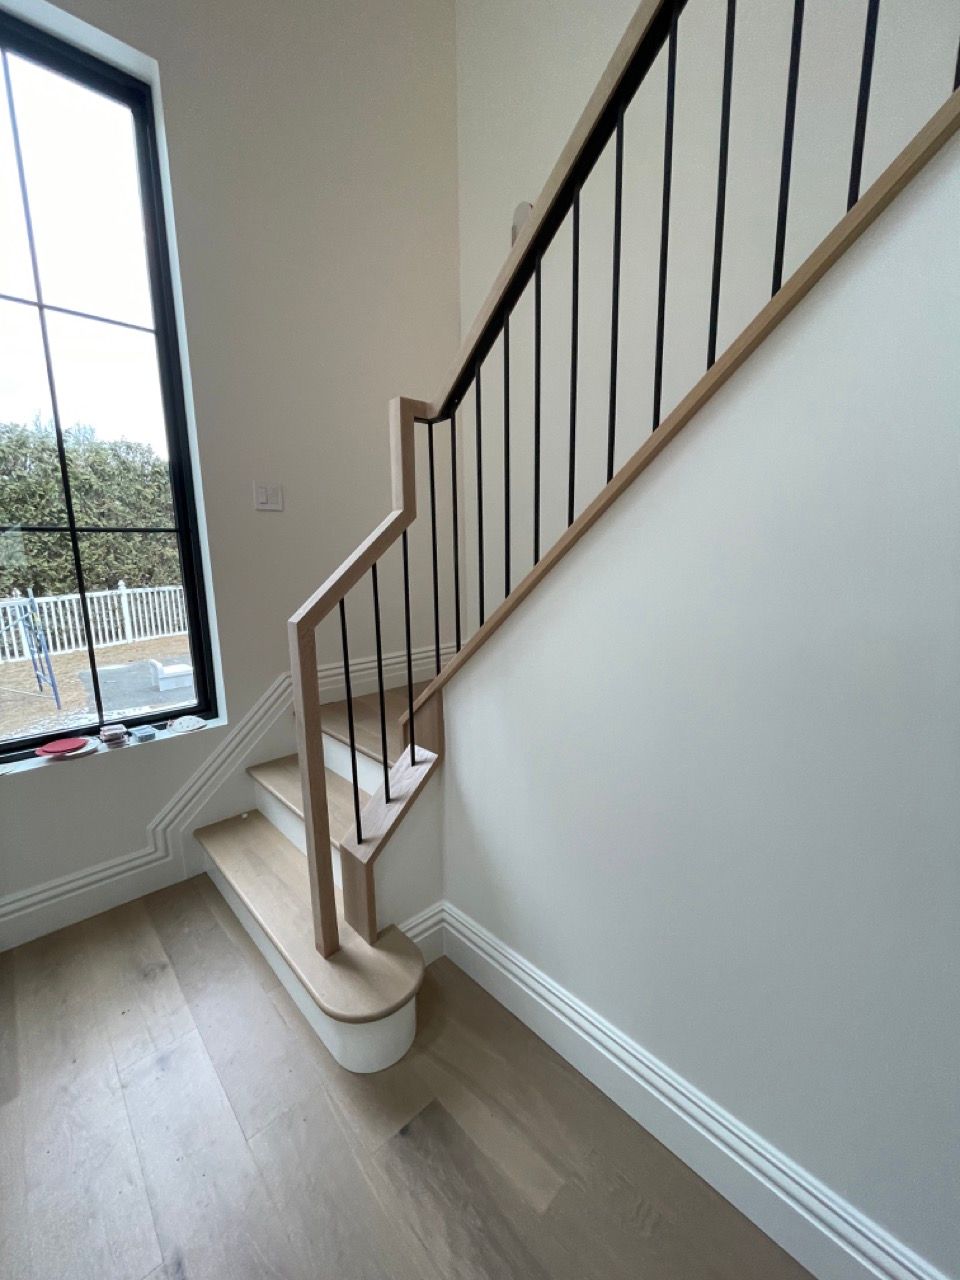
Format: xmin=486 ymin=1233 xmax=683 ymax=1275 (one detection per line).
xmin=440 ymin=132 xmax=960 ymax=1277
xmin=452 ymin=0 xmax=959 ymax=635
xmin=0 ymin=0 xmax=459 ymax=923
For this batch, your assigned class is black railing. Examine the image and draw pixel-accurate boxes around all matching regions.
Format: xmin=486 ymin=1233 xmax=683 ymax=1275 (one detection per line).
xmin=337 ymin=598 xmax=363 ymax=843
xmin=707 ymin=0 xmax=736 ymax=371
xmin=772 ymin=0 xmax=804 ymax=296
xmin=652 ymin=9 xmax=678 ymax=431
xmin=323 ymin=0 xmax=959 ymax=851
xmin=370 ymin=563 xmax=391 ymax=802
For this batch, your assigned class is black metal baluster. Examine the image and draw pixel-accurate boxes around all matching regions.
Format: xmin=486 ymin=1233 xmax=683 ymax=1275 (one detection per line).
xmin=955 ymin=27 xmax=960 ymax=91
xmin=338 ymin=598 xmax=363 ymax=842
xmin=533 ymin=259 xmax=542 ymax=563
xmin=370 ymin=563 xmax=391 ymax=802
xmin=653 ymin=11 xmax=678 ymax=429
xmin=450 ymin=410 xmax=462 ymax=651
xmin=607 ymin=107 xmax=625 ymax=482
xmin=568 ymin=189 xmax=581 ymax=526
xmin=401 ymin=530 xmax=416 ymax=765
xmin=708 ymin=0 xmax=736 ymax=369
xmin=475 ymin=369 xmax=485 ymax=626
xmin=503 ymin=313 xmax=511 ymax=596
xmin=847 ymin=0 xmax=880 ymax=211
xmin=427 ymin=421 xmax=441 ymax=675
xmin=772 ymin=0 xmax=805 ymax=294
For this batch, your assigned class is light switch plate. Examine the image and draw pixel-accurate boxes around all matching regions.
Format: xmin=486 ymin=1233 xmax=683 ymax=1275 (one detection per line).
xmin=254 ymin=482 xmax=284 ymax=511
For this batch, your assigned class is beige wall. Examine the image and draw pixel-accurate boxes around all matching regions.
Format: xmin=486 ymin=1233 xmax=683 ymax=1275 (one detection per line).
xmin=445 ymin=4 xmax=960 ymax=1273
xmin=452 ymin=0 xmax=958 ymax=632
xmin=1 ymin=0 xmax=459 ymax=914
xmin=443 ymin=125 xmax=960 ymax=1280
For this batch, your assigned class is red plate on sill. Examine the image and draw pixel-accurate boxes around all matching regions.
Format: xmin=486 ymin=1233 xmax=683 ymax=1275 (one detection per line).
xmin=36 ymin=736 xmax=89 ymax=756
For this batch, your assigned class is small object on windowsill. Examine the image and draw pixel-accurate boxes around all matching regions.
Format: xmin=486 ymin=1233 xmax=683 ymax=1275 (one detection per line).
xmin=130 ymin=725 xmax=157 ymax=743
xmin=35 ymin=735 xmax=96 ymax=760
xmin=167 ymin=714 xmax=205 ymax=734
xmin=100 ymin=723 xmax=129 ymax=747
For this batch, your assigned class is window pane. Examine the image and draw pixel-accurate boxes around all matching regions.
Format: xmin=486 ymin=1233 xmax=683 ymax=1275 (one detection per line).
xmin=79 ymin=532 xmax=196 ymax=721
xmin=47 ymin=311 xmax=174 ymax=527
xmin=0 ymin=297 xmax=67 ymax=526
xmin=0 ymin=76 xmax=35 ymax=300
xmin=0 ymin=530 xmax=97 ymax=744
xmin=7 ymin=53 xmax=153 ymax=326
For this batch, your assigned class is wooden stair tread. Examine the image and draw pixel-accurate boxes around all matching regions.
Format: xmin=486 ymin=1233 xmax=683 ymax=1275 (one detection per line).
xmin=195 ymin=810 xmax=423 ymax=1024
xmin=248 ymin=756 xmax=368 ymax=848
xmin=322 ymin=684 xmax=428 ymax=767
xmin=342 ymin=747 xmax=439 ymax=866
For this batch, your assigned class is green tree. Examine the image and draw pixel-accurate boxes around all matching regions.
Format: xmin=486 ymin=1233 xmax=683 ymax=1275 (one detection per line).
xmin=0 ymin=420 xmax=182 ymax=596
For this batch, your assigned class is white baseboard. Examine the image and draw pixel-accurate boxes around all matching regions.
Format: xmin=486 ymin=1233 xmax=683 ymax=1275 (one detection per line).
xmin=0 ymin=842 xmax=179 ymax=951
xmin=400 ymin=901 xmax=951 ymax=1280
xmin=399 ymin=901 xmax=445 ymax=964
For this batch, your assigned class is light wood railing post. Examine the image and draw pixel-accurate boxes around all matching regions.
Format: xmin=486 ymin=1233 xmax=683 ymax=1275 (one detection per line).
xmin=283 ymin=4 xmax=960 ymax=967
xmin=340 ymin=855 xmax=377 ymax=946
xmin=289 ymin=617 xmax=340 ymax=958
xmin=287 ymin=396 xmax=431 ymax=956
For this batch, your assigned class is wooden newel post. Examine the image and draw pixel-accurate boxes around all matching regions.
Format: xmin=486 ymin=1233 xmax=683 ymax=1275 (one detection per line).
xmin=289 ymin=617 xmax=340 ymax=958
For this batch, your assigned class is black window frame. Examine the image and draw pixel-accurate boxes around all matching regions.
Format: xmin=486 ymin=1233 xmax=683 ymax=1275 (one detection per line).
xmin=0 ymin=9 xmax=217 ymax=758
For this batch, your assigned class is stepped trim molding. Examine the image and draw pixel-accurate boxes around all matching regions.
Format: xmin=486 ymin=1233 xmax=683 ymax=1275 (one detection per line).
xmin=316 ymin=642 xmax=456 ymax=699
xmin=401 ymin=901 xmax=951 ymax=1280
xmin=0 ymin=843 xmax=168 ymax=924
xmin=0 ymin=650 xmax=448 ymax=950
xmin=155 ymin=672 xmax=293 ymax=847
xmin=0 ymin=672 xmax=292 ymax=949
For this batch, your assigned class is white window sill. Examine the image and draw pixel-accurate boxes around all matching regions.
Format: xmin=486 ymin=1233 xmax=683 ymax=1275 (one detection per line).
xmin=0 ymin=716 xmax=228 ymax=778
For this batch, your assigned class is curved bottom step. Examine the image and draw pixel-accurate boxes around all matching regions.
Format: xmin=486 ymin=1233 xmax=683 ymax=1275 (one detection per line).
xmin=206 ymin=859 xmax=416 ymax=1072
xmin=195 ymin=810 xmax=423 ymax=1073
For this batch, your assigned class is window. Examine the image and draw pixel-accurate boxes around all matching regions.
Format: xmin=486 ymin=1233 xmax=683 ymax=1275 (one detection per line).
xmin=0 ymin=11 xmax=215 ymax=755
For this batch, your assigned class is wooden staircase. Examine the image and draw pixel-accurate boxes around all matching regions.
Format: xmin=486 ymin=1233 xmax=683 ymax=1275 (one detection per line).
xmin=196 ymin=0 xmax=960 ymax=1073
xmin=195 ymin=695 xmax=430 ymax=1071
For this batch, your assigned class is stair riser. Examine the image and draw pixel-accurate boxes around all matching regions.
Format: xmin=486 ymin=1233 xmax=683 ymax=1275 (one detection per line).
xmin=251 ymin=779 xmax=342 ymax=885
xmin=205 ymin=859 xmax=416 ymax=1072
xmin=323 ymin=732 xmax=384 ymax=794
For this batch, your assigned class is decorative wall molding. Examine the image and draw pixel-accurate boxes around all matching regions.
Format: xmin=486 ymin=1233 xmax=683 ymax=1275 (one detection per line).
xmin=157 ymin=671 xmax=293 ymax=865
xmin=398 ymin=900 xmax=446 ymax=964
xmin=400 ymin=901 xmax=951 ymax=1280
xmin=0 ymin=649 xmax=445 ymax=951
xmin=0 ymin=672 xmax=293 ymax=950
xmin=317 ymin=642 xmax=457 ymax=700
xmin=0 ymin=843 xmax=167 ymax=932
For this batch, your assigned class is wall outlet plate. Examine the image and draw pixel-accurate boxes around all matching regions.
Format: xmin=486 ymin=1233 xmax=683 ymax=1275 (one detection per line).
xmin=254 ymin=482 xmax=284 ymax=511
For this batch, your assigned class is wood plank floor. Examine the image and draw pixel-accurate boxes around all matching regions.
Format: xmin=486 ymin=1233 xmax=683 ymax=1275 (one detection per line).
xmin=0 ymin=878 xmax=814 ymax=1280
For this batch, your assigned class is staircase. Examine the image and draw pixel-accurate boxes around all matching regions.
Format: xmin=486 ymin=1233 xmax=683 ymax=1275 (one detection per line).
xmin=195 ymin=0 xmax=960 ymax=1072
xmin=194 ymin=691 xmax=433 ymax=1071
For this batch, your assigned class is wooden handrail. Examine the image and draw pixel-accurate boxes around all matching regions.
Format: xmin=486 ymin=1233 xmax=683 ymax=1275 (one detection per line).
xmin=406 ymin=84 xmax=960 ymax=720
xmin=287 ymin=0 xmax=680 ymax=958
xmin=289 ymin=0 xmax=960 ymax=962
xmin=423 ymin=0 xmax=675 ymax=419
xmin=291 ymin=397 xmax=431 ymax=632
xmin=288 ymin=395 xmax=430 ymax=956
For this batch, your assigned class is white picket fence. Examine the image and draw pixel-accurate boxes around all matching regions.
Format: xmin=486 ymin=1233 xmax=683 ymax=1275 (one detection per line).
xmin=0 ymin=582 xmax=187 ymax=662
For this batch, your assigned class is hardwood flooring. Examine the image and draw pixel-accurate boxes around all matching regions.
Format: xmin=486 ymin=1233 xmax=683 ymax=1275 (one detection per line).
xmin=1 ymin=878 xmax=814 ymax=1280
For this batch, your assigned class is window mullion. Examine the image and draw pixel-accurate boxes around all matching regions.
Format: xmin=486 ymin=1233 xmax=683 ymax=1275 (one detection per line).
xmin=2 ymin=47 xmax=105 ymax=729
